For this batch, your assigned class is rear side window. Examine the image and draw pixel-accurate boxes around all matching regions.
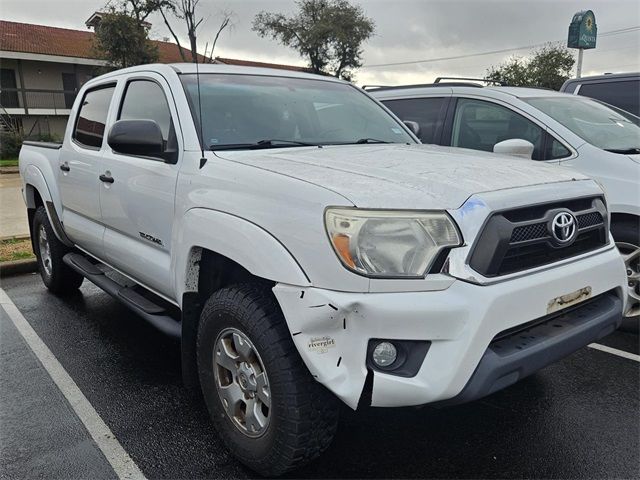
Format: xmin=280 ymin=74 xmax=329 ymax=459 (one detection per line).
xmin=578 ymin=80 xmax=640 ymax=117
xmin=382 ymin=98 xmax=447 ymax=144
xmin=545 ymin=136 xmax=571 ymax=160
xmin=119 ymin=80 xmax=173 ymax=144
xmin=73 ymin=85 xmax=116 ymax=148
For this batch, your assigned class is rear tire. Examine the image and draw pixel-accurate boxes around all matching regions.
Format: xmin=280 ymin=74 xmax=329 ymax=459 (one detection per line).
xmin=197 ymin=283 xmax=339 ymax=476
xmin=612 ymin=219 xmax=639 ymax=334
xmin=32 ymin=206 xmax=83 ymax=295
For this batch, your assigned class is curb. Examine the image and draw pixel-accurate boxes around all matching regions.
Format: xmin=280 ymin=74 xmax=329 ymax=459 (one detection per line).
xmin=0 ymin=258 xmax=38 ymax=278
xmin=0 ymin=167 xmax=19 ymax=175
xmin=0 ymin=235 xmax=31 ymax=242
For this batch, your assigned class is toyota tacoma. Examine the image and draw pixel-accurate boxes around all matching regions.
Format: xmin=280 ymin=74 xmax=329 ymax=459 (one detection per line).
xmin=19 ymin=64 xmax=627 ymax=476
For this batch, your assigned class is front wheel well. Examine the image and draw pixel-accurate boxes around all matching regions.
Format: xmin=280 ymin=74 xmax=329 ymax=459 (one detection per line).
xmin=197 ymin=249 xmax=274 ymax=299
xmin=180 ymin=248 xmax=275 ymax=391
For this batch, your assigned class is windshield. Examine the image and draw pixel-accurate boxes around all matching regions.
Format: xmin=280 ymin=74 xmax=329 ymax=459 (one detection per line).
xmin=525 ymin=96 xmax=640 ymax=152
xmin=180 ymin=74 xmax=415 ymax=150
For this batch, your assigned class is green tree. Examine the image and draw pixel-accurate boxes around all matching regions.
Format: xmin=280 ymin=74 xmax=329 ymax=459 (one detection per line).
xmin=92 ymin=10 xmax=159 ymax=68
xmin=486 ymin=44 xmax=576 ymax=90
xmin=253 ymin=0 xmax=375 ymax=81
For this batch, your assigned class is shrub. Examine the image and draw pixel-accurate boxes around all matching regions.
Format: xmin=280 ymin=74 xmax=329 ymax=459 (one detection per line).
xmin=0 ymin=131 xmax=23 ymax=159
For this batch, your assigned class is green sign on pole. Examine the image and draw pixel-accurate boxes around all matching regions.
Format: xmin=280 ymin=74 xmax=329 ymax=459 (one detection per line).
xmin=568 ymin=10 xmax=597 ymax=49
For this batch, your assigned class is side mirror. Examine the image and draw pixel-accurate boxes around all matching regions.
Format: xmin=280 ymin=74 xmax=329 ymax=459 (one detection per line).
xmin=493 ymin=139 xmax=535 ymax=159
xmin=107 ymin=120 xmax=165 ymax=160
xmin=403 ymin=120 xmax=421 ymax=138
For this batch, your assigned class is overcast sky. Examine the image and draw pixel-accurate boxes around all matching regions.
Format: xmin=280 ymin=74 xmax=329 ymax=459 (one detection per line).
xmin=2 ymin=0 xmax=639 ymax=85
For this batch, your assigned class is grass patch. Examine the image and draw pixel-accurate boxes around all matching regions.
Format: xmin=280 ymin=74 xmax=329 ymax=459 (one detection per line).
xmin=0 ymin=159 xmax=19 ymax=167
xmin=0 ymin=238 xmax=34 ymax=262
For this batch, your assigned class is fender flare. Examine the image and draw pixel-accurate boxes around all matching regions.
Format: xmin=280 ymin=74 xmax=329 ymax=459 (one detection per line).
xmin=174 ymin=208 xmax=311 ymax=301
xmin=23 ymin=165 xmax=73 ymax=247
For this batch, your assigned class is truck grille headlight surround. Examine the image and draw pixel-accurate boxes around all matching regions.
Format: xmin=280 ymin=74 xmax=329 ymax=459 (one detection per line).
xmin=325 ymin=208 xmax=462 ymax=278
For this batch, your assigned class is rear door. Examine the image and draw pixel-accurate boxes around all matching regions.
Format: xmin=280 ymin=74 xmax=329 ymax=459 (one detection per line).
xmin=58 ymin=83 xmax=116 ymax=256
xmin=99 ymin=74 xmax=181 ymax=298
xmin=381 ymin=96 xmax=450 ymax=145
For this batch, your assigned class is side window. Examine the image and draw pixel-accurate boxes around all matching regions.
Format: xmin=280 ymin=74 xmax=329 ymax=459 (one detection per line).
xmin=545 ymin=136 xmax=571 ymax=160
xmin=118 ymin=80 xmax=175 ymax=147
xmin=451 ymin=98 xmax=545 ymax=160
xmin=382 ymin=97 xmax=447 ymax=144
xmin=578 ymin=80 xmax=640 ymax=117
xmin=73 ymin=85 xmax=116 ymax=148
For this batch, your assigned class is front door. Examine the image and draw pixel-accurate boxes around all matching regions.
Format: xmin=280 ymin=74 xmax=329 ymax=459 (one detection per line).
xmin=58 ymin=83 xmax=116 ymax=256
xmin=99 ymin=75 xmax=180 ymax=298
xmin=445 ymin=97 xmax=572 ymax=163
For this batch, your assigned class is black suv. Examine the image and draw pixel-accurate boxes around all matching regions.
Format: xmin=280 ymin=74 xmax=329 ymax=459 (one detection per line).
xmin=560 ymin=73 xmax=639 ymax=117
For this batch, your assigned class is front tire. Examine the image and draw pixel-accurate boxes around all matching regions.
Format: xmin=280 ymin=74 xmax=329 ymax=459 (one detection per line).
xmin=197 ymin=283 xmax=339 ymax=476
xmin=612 ymin=219 xmax=639 ymax=333
xmin=32 ymin=206 xmax=83 ymax=294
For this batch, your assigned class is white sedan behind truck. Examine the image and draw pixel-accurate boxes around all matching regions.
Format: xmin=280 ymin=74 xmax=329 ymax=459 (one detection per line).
xmin=19 ymin=64 xmax=627 ymax=476
xmin=371 ymin=82 xmax=640 ymax=328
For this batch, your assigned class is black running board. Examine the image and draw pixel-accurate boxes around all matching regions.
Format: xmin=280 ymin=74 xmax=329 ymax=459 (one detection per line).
xmin=63 ymin=253 xmax=181 ymax=338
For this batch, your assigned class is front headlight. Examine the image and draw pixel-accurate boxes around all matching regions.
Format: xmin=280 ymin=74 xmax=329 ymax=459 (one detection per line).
xmin=325 ymin=208 xmax=462 ymax=278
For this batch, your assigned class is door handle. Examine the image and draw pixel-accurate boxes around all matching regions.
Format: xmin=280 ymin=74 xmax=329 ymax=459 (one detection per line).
xmin=60 ymin=163 xmax=70 ymax=172
xmin=99 ymin=174 xmax=114 ymax=184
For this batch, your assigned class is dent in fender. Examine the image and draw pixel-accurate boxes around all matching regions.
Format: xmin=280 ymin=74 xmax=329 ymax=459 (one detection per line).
xmin=273 ymin=284 xmax=368 ymax=410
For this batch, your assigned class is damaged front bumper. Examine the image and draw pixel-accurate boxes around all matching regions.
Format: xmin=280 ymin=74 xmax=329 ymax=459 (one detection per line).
xmin=273 ymin=245 xmax=626 ymax=410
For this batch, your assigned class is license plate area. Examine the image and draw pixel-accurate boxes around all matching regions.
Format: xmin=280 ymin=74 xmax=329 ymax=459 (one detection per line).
xmin=547 ymin=286 xmax=592 ymax=314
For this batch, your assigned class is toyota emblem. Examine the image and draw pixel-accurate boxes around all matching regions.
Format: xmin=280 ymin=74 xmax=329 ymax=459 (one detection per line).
xmin=551 ymin=211 xmax=577 ymax=244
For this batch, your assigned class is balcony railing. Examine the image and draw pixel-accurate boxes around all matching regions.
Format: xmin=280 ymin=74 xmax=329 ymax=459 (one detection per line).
xmin=0 ymin=88 xmax=78 ymax=113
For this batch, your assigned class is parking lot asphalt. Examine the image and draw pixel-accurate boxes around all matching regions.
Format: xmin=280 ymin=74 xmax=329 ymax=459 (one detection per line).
xmin=1 ymin=272 xmax=639 ymax=479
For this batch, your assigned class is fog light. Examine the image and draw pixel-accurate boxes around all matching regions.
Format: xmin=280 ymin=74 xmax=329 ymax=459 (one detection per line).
xmin=372 ymin=342 xmax=397 ymax=367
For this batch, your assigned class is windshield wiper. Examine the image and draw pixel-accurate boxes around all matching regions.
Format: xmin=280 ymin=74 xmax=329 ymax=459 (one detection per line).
xmin=256 ymin=139 xmax=319 ymax=147
xmin=604 ymin=147 xmax=640 ymax=154
xmin=210 ymin=139 xmax=319 ymax=151
xmin=354 ymin=138 xmax=391 ymax=144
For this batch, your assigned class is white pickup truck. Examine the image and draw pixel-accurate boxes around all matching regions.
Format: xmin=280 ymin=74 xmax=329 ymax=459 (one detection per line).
xmin=19 ymin=64 xmax=627 ymax=476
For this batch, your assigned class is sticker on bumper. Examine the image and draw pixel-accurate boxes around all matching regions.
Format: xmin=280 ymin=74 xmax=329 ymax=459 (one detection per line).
xmin=308 ymin=336 xmax=336 ymax=354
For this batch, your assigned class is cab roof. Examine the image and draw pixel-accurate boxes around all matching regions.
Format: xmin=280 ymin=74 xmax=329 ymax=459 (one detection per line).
xmin=93 ymin=62 xmax=348 ymax=84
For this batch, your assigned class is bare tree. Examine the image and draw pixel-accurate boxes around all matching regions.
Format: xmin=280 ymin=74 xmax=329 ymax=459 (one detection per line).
xmin=118 ymin=0 xmax=170 ymax=24
xmin=158 ymin=0 xmax=202 ymax=63
xmin=158 ymin=3 xmax=188 ymax=61
xmin=207 ymin=10 xmax=234 ymax=62
xmin=115 ymin=0 xmax=232 ymax=64
xmin=180 ymin=0 xmax=203 ymax=63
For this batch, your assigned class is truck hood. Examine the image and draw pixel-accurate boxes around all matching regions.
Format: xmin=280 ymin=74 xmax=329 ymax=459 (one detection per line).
xmin=216 ymin=144 xmax=588 ymax=209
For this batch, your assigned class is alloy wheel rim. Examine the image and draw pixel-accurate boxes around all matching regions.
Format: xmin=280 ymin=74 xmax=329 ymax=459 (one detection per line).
xmin=38 ymin=224 xmax=52 ymax=278
xmin=213 ymin=328 xmax=271 ymax=438
xmin=616 ymin=241 xmax=640 ymax=317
